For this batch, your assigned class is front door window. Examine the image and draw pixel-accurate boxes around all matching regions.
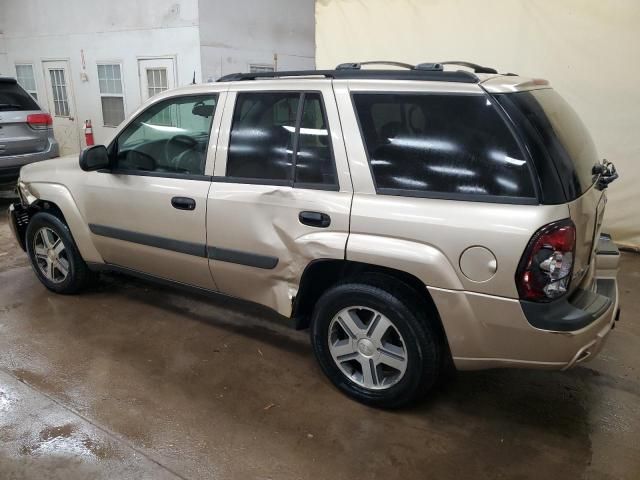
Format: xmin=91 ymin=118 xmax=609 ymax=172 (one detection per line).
xmin=113 ymin=95 xmax=218 ymax=176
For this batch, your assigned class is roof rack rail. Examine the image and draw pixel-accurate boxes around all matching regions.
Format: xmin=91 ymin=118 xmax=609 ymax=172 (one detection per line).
xmin=336 ymin=61 xmax=416 ymax=70
xmin=437 ymin=61 xmax=498 ymax=74
xmin=217 ymin=68 xmax=479 ymax=84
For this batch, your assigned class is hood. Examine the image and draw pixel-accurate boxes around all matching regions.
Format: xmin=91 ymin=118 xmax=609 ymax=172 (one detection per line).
xmin=20 ymin=154 xmax=80 ymax=183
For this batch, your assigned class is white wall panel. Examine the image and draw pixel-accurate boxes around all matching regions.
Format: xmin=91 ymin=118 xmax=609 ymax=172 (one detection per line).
xmin=316 ymin=0 xmax=640 ymax=247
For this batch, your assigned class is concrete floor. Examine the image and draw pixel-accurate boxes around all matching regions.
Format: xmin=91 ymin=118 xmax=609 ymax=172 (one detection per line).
xmin=0 ymin=198 xmax=638 ymax=480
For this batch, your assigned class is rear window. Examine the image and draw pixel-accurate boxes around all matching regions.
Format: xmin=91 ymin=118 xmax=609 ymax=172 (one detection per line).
xmin=352 ymin=93 xmax=535 ymax=202
xmin=0 ymin=80 xmax=40 ymax=111
xmin=501 ymin=89 xmax=598 ymax=198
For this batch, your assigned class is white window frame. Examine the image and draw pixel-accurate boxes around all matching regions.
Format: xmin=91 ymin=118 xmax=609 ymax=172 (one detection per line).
xmin=248 ymin=63 xmax=275 ymax=74
xmin=96 ymin=62 xmax=126 ymax=127
xmin=15 ymin=63 xmax=39 ymax=101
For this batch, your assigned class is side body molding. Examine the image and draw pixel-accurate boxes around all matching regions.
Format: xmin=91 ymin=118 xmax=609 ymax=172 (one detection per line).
xmin=26 ymin=182 xmax=104 ymax=264
xmin=346 ymin=234 xmax=464 ymax=290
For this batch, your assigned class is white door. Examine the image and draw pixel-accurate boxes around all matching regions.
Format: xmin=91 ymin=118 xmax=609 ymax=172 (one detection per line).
xmin=42 ymin=60 xmax=80 ymax=155
xmin=138 ymin=58 xmax=176 ymax=102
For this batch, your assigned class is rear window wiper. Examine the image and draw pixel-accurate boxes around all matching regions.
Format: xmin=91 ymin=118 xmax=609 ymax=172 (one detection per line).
xmin=593 ymin=159 xmax=619 ymax=189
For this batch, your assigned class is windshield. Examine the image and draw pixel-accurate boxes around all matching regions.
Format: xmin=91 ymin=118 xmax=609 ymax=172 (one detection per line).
xmin=504 ymin=89 xmax=599 ymax=199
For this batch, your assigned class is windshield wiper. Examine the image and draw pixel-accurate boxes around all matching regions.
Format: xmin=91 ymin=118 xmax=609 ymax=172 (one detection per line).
xmin=0 ymin=103 xmax=24 ymax=110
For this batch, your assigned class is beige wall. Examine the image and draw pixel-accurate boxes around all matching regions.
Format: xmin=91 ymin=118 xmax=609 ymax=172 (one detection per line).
xmin=316 ymin=0 xmax=640 ymax=247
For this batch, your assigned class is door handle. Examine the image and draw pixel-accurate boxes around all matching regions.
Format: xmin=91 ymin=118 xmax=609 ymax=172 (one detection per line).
xmin=171 ymin=196 xmax=196 ymax=211
xmin=299 ymin=211 xmax=331 ymax=228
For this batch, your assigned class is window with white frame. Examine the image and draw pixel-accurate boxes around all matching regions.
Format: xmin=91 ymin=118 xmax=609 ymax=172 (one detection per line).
xmin=249 ymin=64 xmax=275 ymax=73
xmin=15 ymin=64 xmax=38 ymax=101
xmin=97 ymin=64 xmax=125 ymax=127
xmin=146 ymin=68 xmax=169 ymax=98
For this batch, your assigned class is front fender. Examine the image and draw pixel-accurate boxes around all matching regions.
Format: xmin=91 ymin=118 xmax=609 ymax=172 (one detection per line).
xmin=25 ymin=182 xmax=104 ymax=264
xmin=346 ymin=234 xmax=464 ymax=290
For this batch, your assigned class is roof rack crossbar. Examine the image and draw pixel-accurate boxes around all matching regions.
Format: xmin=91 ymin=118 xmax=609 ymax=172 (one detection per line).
xmin=438 ymin=61 xmax=498 ymax=74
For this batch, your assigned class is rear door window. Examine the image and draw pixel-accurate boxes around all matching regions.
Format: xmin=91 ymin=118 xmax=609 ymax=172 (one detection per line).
xmin=226 ymin=91 xmax=338 ymax=189
xmin=0 ymin=80 xmax=40 ymax=111
xmin=352 ymin=93 xmax=535 ymax=202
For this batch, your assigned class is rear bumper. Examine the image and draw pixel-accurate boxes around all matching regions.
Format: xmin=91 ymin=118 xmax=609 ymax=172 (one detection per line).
xmin=429 ymin=237 xmax=620 ymax=371
xmin=0 ymin=139 xmax=59 ymax=185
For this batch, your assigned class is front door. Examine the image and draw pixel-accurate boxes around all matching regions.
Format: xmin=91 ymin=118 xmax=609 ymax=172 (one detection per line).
xmin=42 ymin=60 xmax=80 ymax=155
xmin=80 ymin=92 xmax=224 ymax=290
xmin=207 ymin=83 xmax=353 ymax=317
xmin=138 ymin=58 xmax=176 ymax=102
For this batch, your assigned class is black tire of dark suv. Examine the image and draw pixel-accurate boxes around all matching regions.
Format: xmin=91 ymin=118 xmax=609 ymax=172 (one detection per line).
xmin=310 ymin=277 xmax=442 ymax=408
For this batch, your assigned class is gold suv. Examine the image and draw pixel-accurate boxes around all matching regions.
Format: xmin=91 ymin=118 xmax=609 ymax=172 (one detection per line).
xmin=8 ymin=62 xmax=621 ymax=407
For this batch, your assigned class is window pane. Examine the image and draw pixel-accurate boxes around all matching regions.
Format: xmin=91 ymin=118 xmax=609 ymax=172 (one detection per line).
xmin=295 ymin=93 xmax=336 ymax=186
xmin=353 ymin=93 xmax=534 ymax=198
xmin=115 ymin=94 xmax=217 ymax=175
xmin=16 ymin=64 xmax=36 ymax=91
xmin=101 ymin=96 xmax=125 ymax=127
xmin=227 ymin=92 xmax=299 ymax=182
xmin=98 ymin=64 xmax=123 ymax=94
xmin=49 ymin=69 xmax=69 ymax=117
xmin=146 ymin=68 xmax=168 ymax=98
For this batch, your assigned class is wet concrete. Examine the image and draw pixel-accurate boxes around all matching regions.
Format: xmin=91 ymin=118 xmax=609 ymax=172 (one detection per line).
xmin=0 ymin=197 xmax=638 ymax=479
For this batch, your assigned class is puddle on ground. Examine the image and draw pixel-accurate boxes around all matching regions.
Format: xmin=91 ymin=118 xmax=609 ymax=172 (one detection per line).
xmin=19 ymin=423 xmax=118 ymax=461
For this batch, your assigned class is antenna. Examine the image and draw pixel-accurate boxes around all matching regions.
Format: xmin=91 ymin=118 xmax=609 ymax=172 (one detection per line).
xmin=191 ymin=71 xmax=196 ymax=84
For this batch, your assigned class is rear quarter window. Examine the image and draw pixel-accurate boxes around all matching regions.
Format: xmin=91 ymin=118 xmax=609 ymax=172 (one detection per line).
xmin=352 ymin=93 xmax=536 ymax=202
xmin=497 ymin=89 xmax=599 ymax=200
xmin=0 ymin=80 xmax=40 ymax=111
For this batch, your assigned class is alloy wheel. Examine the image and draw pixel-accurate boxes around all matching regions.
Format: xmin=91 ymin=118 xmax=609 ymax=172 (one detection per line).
xmin=33 ymin=227 xmax=70 ymax=284
xmin=328 ymin=306 xmax=408 ymax=390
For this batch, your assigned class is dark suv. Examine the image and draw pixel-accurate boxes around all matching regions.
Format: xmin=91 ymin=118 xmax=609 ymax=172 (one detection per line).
xmin=0 ymin=77 xmax=59 ymax=187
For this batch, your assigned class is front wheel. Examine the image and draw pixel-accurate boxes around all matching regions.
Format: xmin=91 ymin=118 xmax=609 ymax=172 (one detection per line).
xmin=25 ymin=211 xmax=95 ymax=294
xmin=310 ymin=279 xmax=442 ymax=408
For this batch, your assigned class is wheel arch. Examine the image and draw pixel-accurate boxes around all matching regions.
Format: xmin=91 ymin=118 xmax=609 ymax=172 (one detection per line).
xmin=20 ymin=183 xmax=104 ymax=264
xmin=293 ymin=259 xmax=446 ymax=337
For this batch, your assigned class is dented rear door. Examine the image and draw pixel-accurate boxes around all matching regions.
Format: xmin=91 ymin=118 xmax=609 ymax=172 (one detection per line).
xmin=206 ymin=80 xmax=352 ymax=317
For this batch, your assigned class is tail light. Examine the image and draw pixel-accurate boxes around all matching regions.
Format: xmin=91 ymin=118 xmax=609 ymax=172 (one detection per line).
xmin=516 ymin=219 xmax=576 ymax=302
xmin=27 ymin=113 xmax=53 ymax=130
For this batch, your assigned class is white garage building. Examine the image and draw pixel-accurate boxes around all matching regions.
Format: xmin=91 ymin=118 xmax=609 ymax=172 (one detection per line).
xmin=0 ymin=0 xmax=315 ymax=153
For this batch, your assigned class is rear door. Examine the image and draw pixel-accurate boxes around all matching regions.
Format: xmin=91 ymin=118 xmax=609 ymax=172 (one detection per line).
xmin=206 ymin=80 xmax=352 ymax=316
xmin=42 ymin=60 xmax=80 ymax=155
xmin=0 ymin=79 xmax=48 ymax=157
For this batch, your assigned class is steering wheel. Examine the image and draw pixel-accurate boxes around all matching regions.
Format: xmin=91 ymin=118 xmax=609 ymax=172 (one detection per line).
xmin=164 ymin=134 xmax=198 ymax=170
xmin=124 ymin=149 xmax=156 ymax=171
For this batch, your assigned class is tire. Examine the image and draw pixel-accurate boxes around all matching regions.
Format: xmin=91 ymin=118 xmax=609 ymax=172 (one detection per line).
xmin=25 ymin=211 xmax=95 ymax=294
xmin=310 ymin=277 xmax=442 ymax=408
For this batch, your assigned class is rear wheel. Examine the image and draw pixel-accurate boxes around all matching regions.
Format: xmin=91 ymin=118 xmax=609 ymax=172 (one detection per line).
xmin=310 ymin=278 xmax=442 ymax=408
xmin=25 ymin=212 xmax=95 ymax=293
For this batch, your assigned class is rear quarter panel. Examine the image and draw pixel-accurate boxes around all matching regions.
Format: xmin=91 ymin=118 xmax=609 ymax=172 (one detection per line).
xmin=333 ymin=78 xmax=570 ymax=297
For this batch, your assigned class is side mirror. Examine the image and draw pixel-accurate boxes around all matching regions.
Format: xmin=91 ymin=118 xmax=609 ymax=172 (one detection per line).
xmin=79 ymin=145 xmax=110 ymax=171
